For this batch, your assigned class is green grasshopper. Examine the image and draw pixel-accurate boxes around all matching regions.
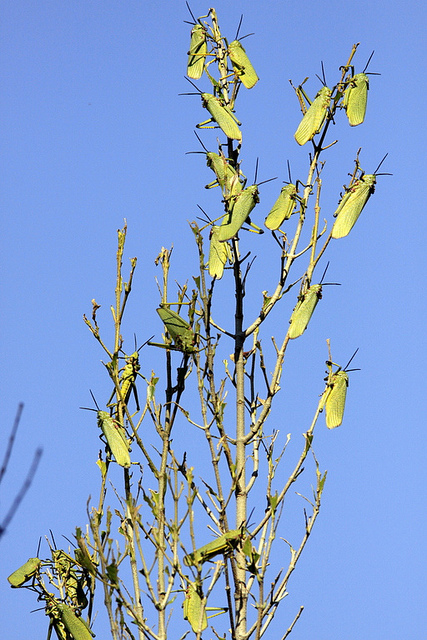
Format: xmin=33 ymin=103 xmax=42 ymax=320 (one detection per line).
xmin=265 ymin=163 xmax=301 ymax=230
xmin=218 ymin=184 xmax=260 ymax=241
xmin=155 ymin=305 xmax=198 ymax=354
xmin=189 ymin=133 xmax=244 ymax=195
xmin=52 ymin=549 xmax=88 ymax=611
xmin=324 ymin=350 xmax=359 ymax=429
xmin=7 ymin=557 xmax=41 ymax=587
xmin=332 ymin=154 xmax=389 ymax=239
xmin=265 ymin=183 xmax=298 ymax=230
xmin=294 ymin=85 xmax=332 ymax=146
xmin=342 ymin=52 xmax=378 ymax=126
xmin=97 ymin=410 xmax=131 ymax=468
xmin=184 ymin=527 xmax=247 ymax=567
xmin=218 ymin=173 xmax=275 ymax=242
xmin=187 ymin=23 xmax=208 ymax=80
xmin=183 ymin=582 xmax=208 ymax=632
xmin=198 ymin=92 xmax=242 ymax=141
xmin=228 ymin=39 xmax=259 ymax=89
xmin=208 ymin=225 xmax=232 ymax=279
xmin=288 ymin=265 xmax=339 ymax=339
xmin=55 ymin=602 xmax=94 ymax=640
xmin=107 ymin=346 xmax=142 ymax=416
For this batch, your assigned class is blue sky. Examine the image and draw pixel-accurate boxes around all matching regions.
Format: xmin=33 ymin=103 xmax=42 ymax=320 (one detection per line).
xmin=1 ymin=1 xmax=426 ymax=639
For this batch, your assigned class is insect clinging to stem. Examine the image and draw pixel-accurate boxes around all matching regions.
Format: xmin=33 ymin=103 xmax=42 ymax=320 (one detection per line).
xmin=288 ymin=263 xmax=340 ymax=339
xmin=265 ymin=161 xmax=301 ymax=230
xmin=294 ymin=82 xmax=332 ymax=146
xmin=332 ymin=153 xmax=390 ymax=239
xmin=324 ymin=349 xmax=360 ymax=429
xmin=82 ymin=393 xmax=131 ymax=468
xmin=342 ymin=51 xmax=379 ymax=126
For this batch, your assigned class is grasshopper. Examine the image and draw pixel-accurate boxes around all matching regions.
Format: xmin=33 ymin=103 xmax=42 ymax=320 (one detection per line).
xmin=323 ymin=350 xmax=359 ymax=429
xmin=294 ymin=85 xmax=332 ymax=146
xmin=208 ymin=225 xmax=232 ymax=279
xmin=228 ymin=39 xmax=259 ymax=89
xmin=183 ymin=582 xmax=208 ymax=632
xmin=184 ymin=527 xmax=247 ymax=567
xmin=332 ymin=154 xmax=389 ymax=239
xmin=97 ymin=411 xmax=131 ymax=468
xmin=155 ymin=305 xmax=198 ymax=354
xmin=342 ymin=52 xmax=378 ymax=126
xmin=197 ymin=93 xmax=242 ymax=141
xmin=288 ymin=265 xmax=339 ymax=339
xmin=187 ymin=23 xmax=208 ymax=80
xmin=7 ymin=557 xmax=41 ymax=587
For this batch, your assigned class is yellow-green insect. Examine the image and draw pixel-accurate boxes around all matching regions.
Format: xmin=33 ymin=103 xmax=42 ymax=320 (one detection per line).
xmin=198 ymin=93 xmax=242 ymax=141
xmin=183 ymin=583 xmax=208 ymax=632
xmin=324 ymin=350 xmax=359 ymax=429
xmin=157 ymin=305 xmax=197 ymax=353
xmin=208 ymin=225 xmax=232 ymax=279
xmin=294 ymin=85 xmax=331 ymax=146
xmin=190 ymin=133 xmax=244 ymax=195
xmin=184 ymin=528 xmax=246 ymax=567
xmin=265 ymin=183 xmax=298 ymax=230
xmin=343 ymin=73 xmax=369 ymax=126
xmin=218 ymin=184 xmax=260 ymax=241
xmin=56 ymin=603 xmax=94 ymax=640
xmin=332 ymin=155 xmax=389 ymax=239
xmin=342 ymin=52 xmax=377 ymax=126
xmin=97 ymin=411 xmax=131 ymax=468
xmin=228 ymin=39 xmax=259 ymax=89
xmin=187 ymin=24 xmax=207 ymax=80
xmin=7 ymin=557 xmax=41 ymax=587
xmin=288 ymin=265 xmax=339 ymax=339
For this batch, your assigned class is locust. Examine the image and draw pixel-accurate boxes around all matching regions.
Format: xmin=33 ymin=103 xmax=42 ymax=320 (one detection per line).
xmin=187 ymin=24 xmax=207 ymax=80
xmin=324 ymin=350 xmax=359 ymax=429
xmin=183 ymin=582 xmax=208 ymax=632
xmin=294 ymin=85 xmax=332 ymax=146
xmin=342 ymin=52 xmax=378 ymax=126
xmin=184 ymin=527 xmax=246 ymax=567
xmin=97 ymin=411 xmax=131 ymax=468
xmin=332 ymin=154 xmax=389 ymax=239
xmin=156 ymin=305 xmax=198 ymax=353
xmin=198 ymin=93 xmax=242 ymax=141
xmin=288 ymin=265 xmax=339 ymax=339
xmin=208 ymin=225 xmax=232 ymax=279
xmin=7 ymin=557 xmax=41 ymax=587
xmin=228 ymin=39 xmax=259 ymax=89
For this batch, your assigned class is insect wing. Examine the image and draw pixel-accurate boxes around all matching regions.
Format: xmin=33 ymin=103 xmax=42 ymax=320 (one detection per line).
xmin=98 ymin=411 xmax=131 ymax=468
xmin=157 ymin=306 xmax=195 ymax=352
xmin=201 ymin=93 xmax=242 ymax=141
xmin=57 ymin=604 xmax=93 ymax=640
xmin=343 ymin=73 xmax=369 ymax=126
xmin=228 ymin=40 xmax=259 ymax=89
xmin=325 ymin=370 xmax=349 ymax=429
xmin=332 ymin=174 xmax=376 ymax=239
xmin=208 ymin=226 xmax=231 ymax=279
xmin=8 ymin=557 xmax=41 ymax=587
xmin=187 ymin=24 xmax=207 ymax=79
xmin=218 ymin=185 xmax=259 ymax=241
xmin=265 ymin=183 xmax=297 ymax=230
xmin=183 ymin=584 xmax=208 ymax=632
xmin=288 ymin=284 xmax=322 ymax=339
xmin=184 ymin=529 xmax=242 ymax=566
xmin=294 ymin=86 xmax=331 ymax=146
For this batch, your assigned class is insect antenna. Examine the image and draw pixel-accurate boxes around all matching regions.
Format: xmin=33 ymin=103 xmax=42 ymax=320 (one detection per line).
xmin=234 ymin=14 xmax=244 ymax=40
xmin=373 ymin=153 xmax=392 ymax=175
xmin=315 ymin=61 xmax=327 ymax=86
xmin=185 ymin=1 xmax=197 ymax=25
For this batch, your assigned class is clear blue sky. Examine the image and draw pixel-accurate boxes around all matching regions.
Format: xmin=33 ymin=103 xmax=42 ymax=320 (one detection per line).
xmin=1 ymin=1 xmax=425 ymax=639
